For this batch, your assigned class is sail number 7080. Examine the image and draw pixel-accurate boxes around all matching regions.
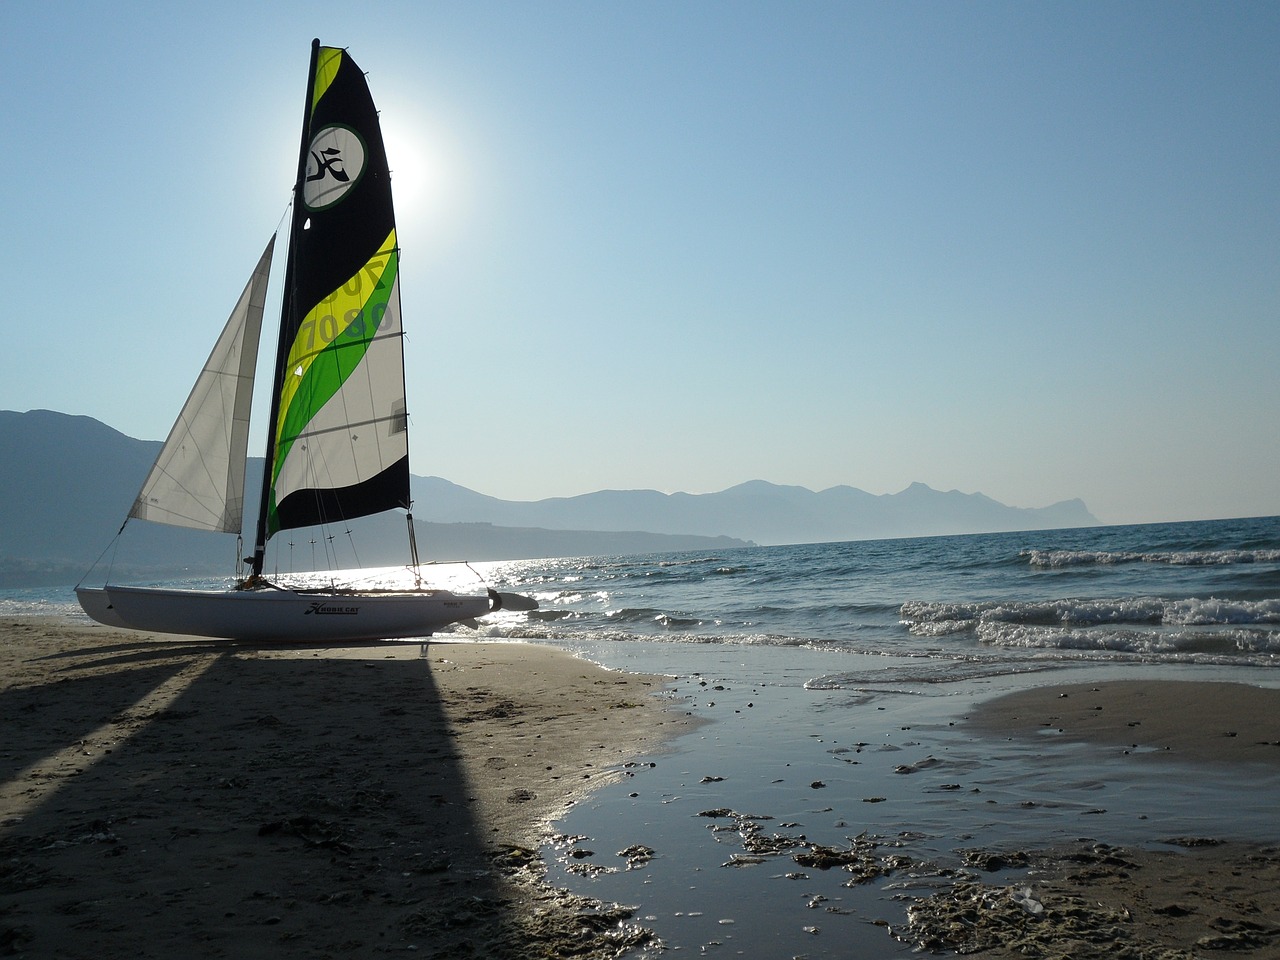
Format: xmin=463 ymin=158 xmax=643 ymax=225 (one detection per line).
xmin=294 ymin=255 xmax=395 ymax=353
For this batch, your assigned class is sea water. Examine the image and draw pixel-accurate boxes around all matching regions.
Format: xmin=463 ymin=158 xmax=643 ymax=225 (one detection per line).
xmin=14 ymin=516 xmax=1278 ymax=668
xmin=473 ymin=516 xmax=1280 ymax=957
xmin=476 ymin=515 xmax=1280 ymax=670
xmin=7 ymin=516 xmax=1280 ymax=956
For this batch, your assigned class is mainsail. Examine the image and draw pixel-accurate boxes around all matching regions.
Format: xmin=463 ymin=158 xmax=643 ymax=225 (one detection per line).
xmin=129 ymin=238 xmax=274 ymax=533
xmin=253 ymin=43 xmax=410 ymax=569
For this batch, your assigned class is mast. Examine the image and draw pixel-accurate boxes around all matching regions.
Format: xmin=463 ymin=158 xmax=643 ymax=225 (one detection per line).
xmin=250 ymin=38 xmax=320 ymax=579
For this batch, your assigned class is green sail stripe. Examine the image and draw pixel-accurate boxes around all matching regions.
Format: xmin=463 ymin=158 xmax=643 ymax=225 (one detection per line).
xmin=276 ymin=233 xmax=398 ymax=432
xmin=267 ymin=249 xmax=399 ymax=530
xmin=273 ymin=250 xmax=398 ymax=478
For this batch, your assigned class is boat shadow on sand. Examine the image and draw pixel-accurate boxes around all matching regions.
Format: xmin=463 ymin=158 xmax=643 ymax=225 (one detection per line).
xmin=0 ymin=631 xmax=648 ymax=958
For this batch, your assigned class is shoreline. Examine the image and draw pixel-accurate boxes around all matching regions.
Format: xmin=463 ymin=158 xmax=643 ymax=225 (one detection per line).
xmin=4 ymin=618 xmax=1280 ymax=958
xmin=541 ymin=643 xmax=1280 ymax=958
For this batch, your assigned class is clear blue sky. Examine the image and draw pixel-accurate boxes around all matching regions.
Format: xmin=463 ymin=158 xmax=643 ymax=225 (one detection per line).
xmin=4 ymin=1 xmax=1276 ymax=525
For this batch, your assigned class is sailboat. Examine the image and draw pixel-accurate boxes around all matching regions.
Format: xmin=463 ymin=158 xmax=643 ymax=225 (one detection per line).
xmin=77 ymin=40 xmax=532 ymax=642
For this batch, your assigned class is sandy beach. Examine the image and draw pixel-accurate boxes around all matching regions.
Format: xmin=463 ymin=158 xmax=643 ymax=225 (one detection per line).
xmin=0 ymin=618 xmax=691 ymax=958
xmin=4 ymin=620 xmax=1280 ymax=959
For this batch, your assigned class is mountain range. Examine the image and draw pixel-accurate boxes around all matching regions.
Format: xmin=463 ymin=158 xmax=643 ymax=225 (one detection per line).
xmin=409 ymin=475 xmax=1097 ymax=546
xmin=0 ymin=409 xmax=1097 ymax=586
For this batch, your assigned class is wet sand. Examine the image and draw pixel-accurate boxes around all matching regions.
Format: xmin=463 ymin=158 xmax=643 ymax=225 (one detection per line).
xmin=968 ymin=678 xmax=1280 ymax=766
xmin=542 ymin=649 xmax=1280 ymax=959
xmin=901 ymin=679 xmax=1280 ymax=958
xmin=0 ymin=618 xmax=692 ymax=958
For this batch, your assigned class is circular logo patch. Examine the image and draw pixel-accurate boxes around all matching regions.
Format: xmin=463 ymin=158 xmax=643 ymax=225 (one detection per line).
xmin=302 ymin=124 xmax=367 ymax=211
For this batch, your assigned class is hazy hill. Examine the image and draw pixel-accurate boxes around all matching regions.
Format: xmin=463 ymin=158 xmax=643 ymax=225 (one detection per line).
xmin=408 ymin=476 xmax=1098 ymax=544
xmin=0 ymin=410 xmax=750 ymax=585
xmin=1 ymin=409 xmax=1097 ymax=586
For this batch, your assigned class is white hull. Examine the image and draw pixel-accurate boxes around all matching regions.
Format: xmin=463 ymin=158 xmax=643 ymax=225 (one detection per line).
xmin=76 ymin=584 xmax=492 ymax=642
xmin=75 ymin=586 xmax=132 ymax=629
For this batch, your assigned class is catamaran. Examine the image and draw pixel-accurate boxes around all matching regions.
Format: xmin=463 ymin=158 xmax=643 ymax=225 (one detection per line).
xmin=77 ymin=40 xmax=533 ymax=641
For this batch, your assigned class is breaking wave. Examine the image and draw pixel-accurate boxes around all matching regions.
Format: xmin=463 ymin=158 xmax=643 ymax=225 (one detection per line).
xmin=898 ymin=596 xmax=1280 ymax=664
xmin=1022 ymin=548 xmax=1280 ymax=567
xmin=900 ymin=596 xmax=1280 ymax=630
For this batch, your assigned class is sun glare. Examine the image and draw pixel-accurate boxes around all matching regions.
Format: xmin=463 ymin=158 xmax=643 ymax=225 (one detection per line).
xmin=380 ymin=105 xmax=462 ymax=242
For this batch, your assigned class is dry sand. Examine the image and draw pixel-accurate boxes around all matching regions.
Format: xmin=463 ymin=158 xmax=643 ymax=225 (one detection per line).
xmin=0 ymin=618 xmax=692 ymax=958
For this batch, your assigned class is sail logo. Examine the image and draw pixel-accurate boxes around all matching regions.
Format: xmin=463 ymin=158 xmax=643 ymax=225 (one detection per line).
xmin=305 ymin=601 xmax=360 ymax=616
xmin=303 ymin=124 xmax=367 ymax=211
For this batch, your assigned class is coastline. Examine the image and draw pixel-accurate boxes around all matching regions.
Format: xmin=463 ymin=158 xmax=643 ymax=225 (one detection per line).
xmin=541 ymin=642 xmax=1280 ymax=958
xmin=4 ymin=618 xmax=1280 ymax=958
xmin=0 ymin=617 xmax=692 ymax=958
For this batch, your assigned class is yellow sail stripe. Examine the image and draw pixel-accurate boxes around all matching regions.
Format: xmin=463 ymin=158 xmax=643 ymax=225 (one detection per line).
xmin=275 ymin=229 xmax=397 ymax=439
xmin=311 ymin=47 xmax=344 ymax=116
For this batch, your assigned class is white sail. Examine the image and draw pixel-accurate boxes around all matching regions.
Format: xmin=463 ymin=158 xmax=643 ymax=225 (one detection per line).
xmin=129 ymin=237 xmax=275 ymax=533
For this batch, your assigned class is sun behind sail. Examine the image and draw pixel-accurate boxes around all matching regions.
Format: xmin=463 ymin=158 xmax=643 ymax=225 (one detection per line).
xmin=264 ymin=44 xmax=410 ymax=540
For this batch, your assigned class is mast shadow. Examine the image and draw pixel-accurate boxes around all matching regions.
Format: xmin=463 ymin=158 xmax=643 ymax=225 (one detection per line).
xmin=0 ymin=639 xmax=540 ymax=957
xmin=29 ymin=635 xmax=437 ymax=672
